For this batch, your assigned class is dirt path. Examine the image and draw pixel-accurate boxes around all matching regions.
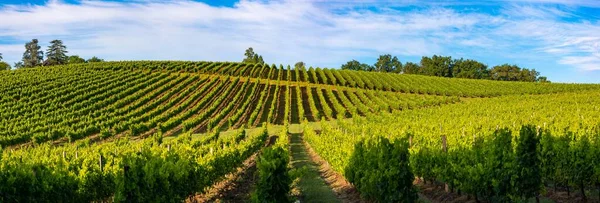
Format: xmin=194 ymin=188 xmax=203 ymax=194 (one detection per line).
xmin=188 ymin=135 xmax=278 ymax=203
xmin=188 ymin=153 xmax=258 ymax=203
xmin=289 ymin=126 xmax=366 ymax=203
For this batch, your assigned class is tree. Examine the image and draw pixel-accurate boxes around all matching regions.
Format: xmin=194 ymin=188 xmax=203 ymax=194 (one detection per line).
xmin=420 ymin=55 xmax=453 ymax=77
xmin=518 ymin=68 xmax=539 ymax=82
xmin=341 ymin=60 xmax=373 ymax=71
xmin=537 ymin=76 xmax=550 ymax=83
xmin=244 ymin=47 xmax=255 ymax=61
xmin=452 ymin=59 xmax=489 ymax=79
xmin=242 ymin=47 xmax=264 ymax=64
xmin=294 ymin=61 xmax=305 ymax=69
xmin=374 ymin=54 xmax=402 ymax=73
xmin=0 ymin=53 xmax=7 ymax=71
xmin=68 ymin=55 xmax=86 ymax=64
xmin=0 ymin=62 xmax=10 ymax=71
xmin=402 ymin=62 xmax=421 ymax=74
xmin=13 ymin=62 xmax=24 ymax=69
xmin=87 ymin=56 xmax=104 ymax=63
xmin=44 ymin=40 xmax=68 ymax=66
xmin=490 ymin=64 xmax=521 ymax=81
xmin=22 ymin=39 xmax=44 ymax=67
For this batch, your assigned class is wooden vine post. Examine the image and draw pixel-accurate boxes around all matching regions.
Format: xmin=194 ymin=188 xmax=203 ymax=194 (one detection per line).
xmin=99 ymin=154 xmax=103 ymax=172
xmin=441 ymin=124 xmax=449 ymax=193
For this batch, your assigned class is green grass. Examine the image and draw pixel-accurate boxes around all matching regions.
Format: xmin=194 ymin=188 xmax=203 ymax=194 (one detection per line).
xmin=288 ymin=124 xmax=340 ymax=203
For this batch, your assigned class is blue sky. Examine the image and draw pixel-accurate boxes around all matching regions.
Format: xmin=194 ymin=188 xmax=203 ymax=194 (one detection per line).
xmin=0 ymin=0 xmax=599 ymax=83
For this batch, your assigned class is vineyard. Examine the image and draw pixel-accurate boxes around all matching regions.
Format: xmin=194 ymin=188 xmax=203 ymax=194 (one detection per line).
xmin=1 ymin=61 xmax=600 ymax=202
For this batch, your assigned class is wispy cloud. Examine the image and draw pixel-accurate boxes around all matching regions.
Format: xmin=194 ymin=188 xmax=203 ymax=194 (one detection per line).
xmin=0 ymin=0 xmax=598 ymax=81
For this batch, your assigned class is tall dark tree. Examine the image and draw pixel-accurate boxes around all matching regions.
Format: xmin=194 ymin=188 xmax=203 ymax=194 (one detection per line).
xmin=45 ymin=40 xmax=68 ymax=66
xmin=68 ymin=55 xmax=86 ymax=64
xmin=87 ymin=56 xmax=104 ymax=63
xmin=0 ymin=53 xmax=3 ymax=61
xmin=452 ymin=59 xmax=489 ymax=79
xmin=22 ymin=39 xmax=44 ymax=67
xmin=242 ymin=47 xmax=264 ymax=64
xmin=374 ymin=54 xmax=402 ymax=72
xmin=420 ymin=55 xmax=453 ymax=77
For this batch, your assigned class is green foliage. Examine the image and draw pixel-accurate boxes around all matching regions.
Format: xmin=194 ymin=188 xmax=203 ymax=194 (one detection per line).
xmin=22 ymin=39 xmax=44 ymax=67
xmin=374 ymin=54 xmax=402 ymax=73
xmin=341 ymin=59 xmax=373 ymax=71
xmin=488 ymin=128 xmax=514 ymax=202
xmin=490 ymin=64 xmax=539 ymax=82
xmin=294 ymin=61 xmax=305 ymax=69
xmin=420 ymin=55 xmax=453 ymax=77
xmin=537 ymin=76 xmax=550 ymax=83
xmin=0 ymin=61 xmax=10 ymax=71
xmin=13 ymin=61 xmax=24 ymax=69
xmin=342 ymin=54 xmax=547 ymax=82
xmin=252 ymin=146 xmax=292 ymax=203
xmin=402 ymin=62 xmax=420 ymax=74
xmin=87 ymin=56 xmax=104 ymax=63
xmin=452 ymin=58 xmax=489 ymax=79
xmin=345 ymin=135 xmax=417 ymax=203
xmin=0 ymin=125 xmax=268 ymax=202
xmin=514 ymin=125 xmax=542 ymax=201
xmin=68 ymin=55 xmax=86 ymax=64
xmin=45 ymin=39 xmax=69 ymax=66
xmin=242 ymin=47 xmax=265 ymax=64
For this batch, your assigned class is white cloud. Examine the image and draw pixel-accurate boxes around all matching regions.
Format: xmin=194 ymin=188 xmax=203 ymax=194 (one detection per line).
xmin=0 ymin=0 xmax=598 ymax=76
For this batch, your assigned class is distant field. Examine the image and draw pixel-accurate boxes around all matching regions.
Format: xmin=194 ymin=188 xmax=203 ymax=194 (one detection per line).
xmin=1 ymin=61 xmax=599 ymax=202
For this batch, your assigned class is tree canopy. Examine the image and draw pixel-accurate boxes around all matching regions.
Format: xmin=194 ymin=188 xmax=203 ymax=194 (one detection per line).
xmin=44 ymin=40 xmax=69 ymax=66
xmin=13 ymin=62 xmax=24 ymax=69
xmin=22 ymin=39 xmax=44 ymax=68
xmin=87 ymin=56 xmax=104 ymax=63
xmin=242 ymin=47 xmax=265 ymax=64
xmin=68 ymin=55 xmax=86 ymax=64
xmin=0 ymin=62 xmax=9 ymax=71
xmin=295 ymin=61 xmax=305 ymax=69
xmin=374 ymin=54 xmax=402 ymax=73
xmin=341 ymin=60 xmax=373 ymax=71
xmin=341 ymin=54 xmax=547 ymax=82
xmin=453 ymin=59 xmax=489 ymax=79
xmin=490 ymin=64 xmax=539 ymax=82
xmin=420 ymin=55 xmax=453 ymax=77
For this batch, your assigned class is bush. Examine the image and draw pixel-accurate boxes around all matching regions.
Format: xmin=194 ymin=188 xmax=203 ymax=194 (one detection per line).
xmin=514 ymin=125 xmax=542 ymax=201
xmin=345 ymin=135 xmax=417 ymax=203
xmin=252 ymin=146 xmax=292 ymax=203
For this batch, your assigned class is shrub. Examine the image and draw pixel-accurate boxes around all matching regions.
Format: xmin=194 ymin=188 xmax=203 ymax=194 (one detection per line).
xmin=252 ymin=146 xmax=292 ymax=203
xmin=345 ymin=135 xmax=418 ymax=203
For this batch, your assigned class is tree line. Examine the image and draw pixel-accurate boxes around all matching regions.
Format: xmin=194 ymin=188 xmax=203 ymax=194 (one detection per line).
xmin=0 ymin=39 xmax=104 ymax=70
xmin=341 ymin=54 xmax=549 ymax=83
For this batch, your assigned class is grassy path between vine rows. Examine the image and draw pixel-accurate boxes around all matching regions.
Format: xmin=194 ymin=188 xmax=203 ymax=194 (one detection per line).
xmin=289 ymin=129 xmax=340 ymax=202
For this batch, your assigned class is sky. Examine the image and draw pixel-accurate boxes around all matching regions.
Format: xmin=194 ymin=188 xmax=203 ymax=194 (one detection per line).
xmin=0 ymin=0 xmax=599 ymax=83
